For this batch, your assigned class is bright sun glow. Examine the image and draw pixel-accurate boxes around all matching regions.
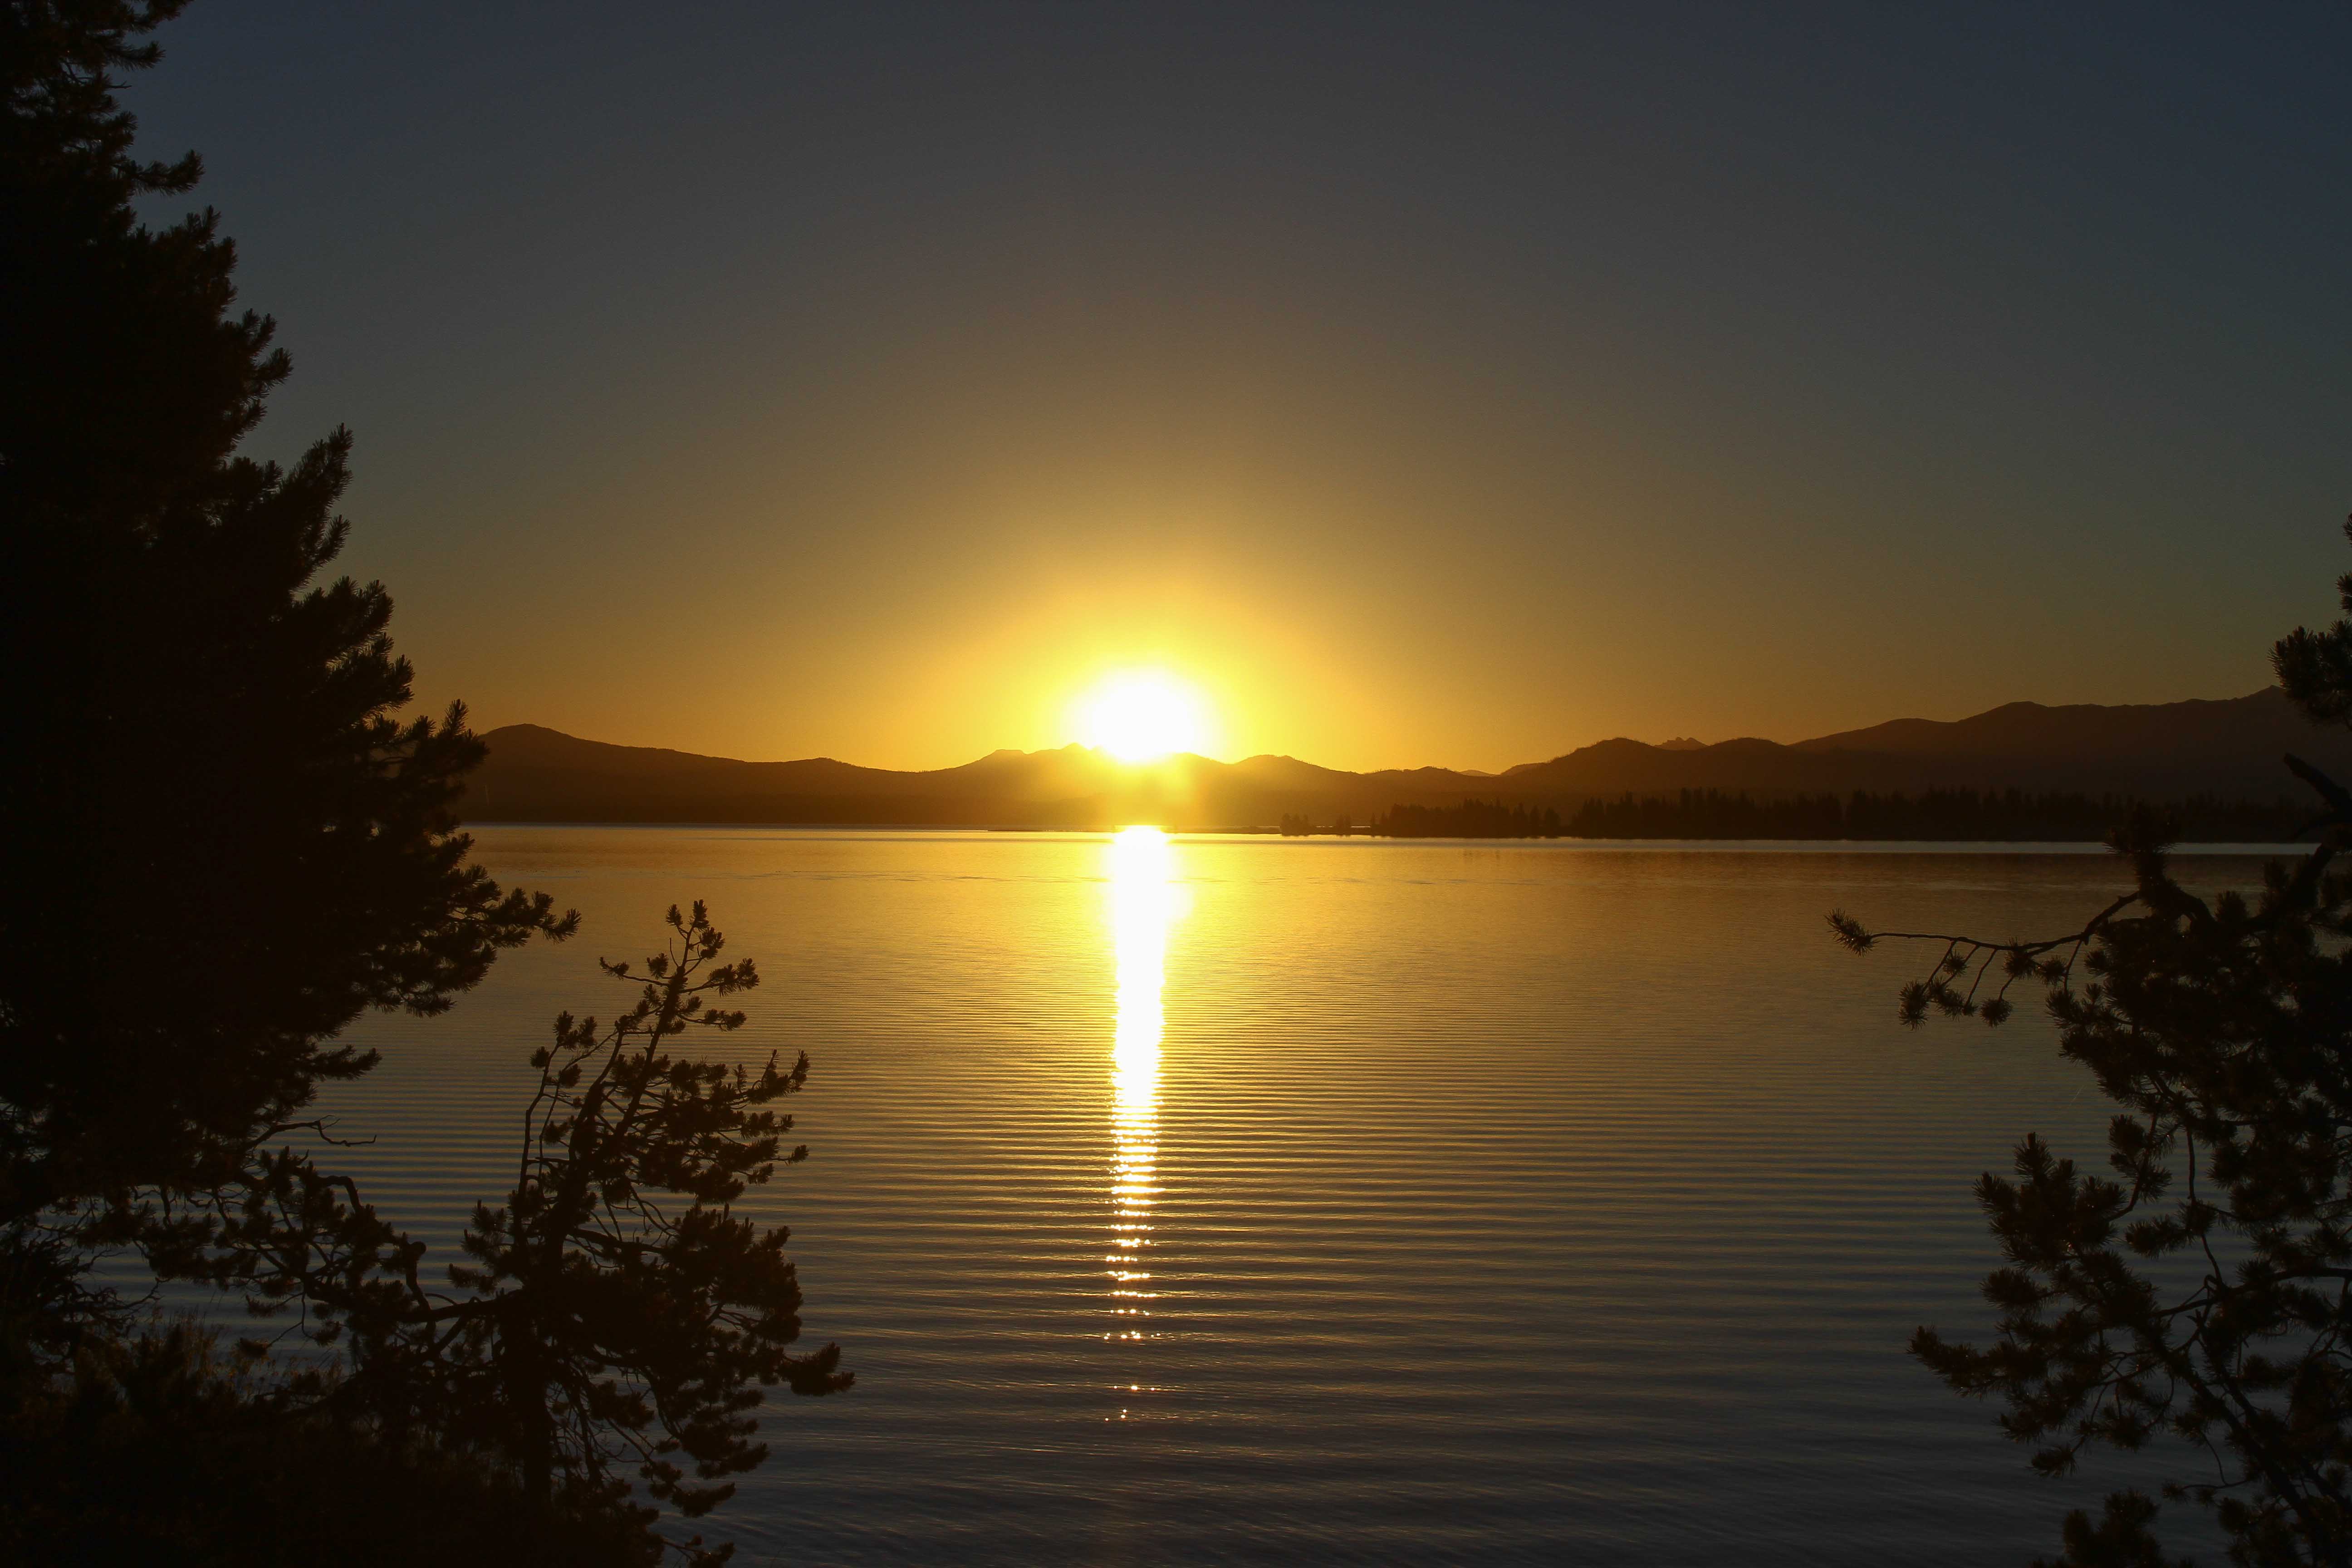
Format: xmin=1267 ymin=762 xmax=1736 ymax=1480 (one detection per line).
xmin=1077 ymin=672 xmax=1214 ymax=763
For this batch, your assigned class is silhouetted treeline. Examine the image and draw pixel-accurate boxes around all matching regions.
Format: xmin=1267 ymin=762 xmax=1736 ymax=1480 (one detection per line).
xmin=1558 ymin=788 xmax=2309 ymax=841
xmin=1371 ymin=800 xmax=1567 ymax=838
xmin=1353 ymin=789 xmax=2309 ymax=841
xmin=1354 ymin=789 xmax=2305 ymax=841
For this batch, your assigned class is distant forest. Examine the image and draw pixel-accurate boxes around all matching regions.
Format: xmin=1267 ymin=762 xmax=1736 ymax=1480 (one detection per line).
xmin=1367 ymin=800 xmax=1564 ymax=838
xmin=1352 ymin=790 xmax=2313 ymax=842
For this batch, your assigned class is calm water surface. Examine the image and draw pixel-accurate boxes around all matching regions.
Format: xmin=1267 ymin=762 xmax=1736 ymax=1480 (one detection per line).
xmin=309 ymin=829 xmax=2277 ymax=1565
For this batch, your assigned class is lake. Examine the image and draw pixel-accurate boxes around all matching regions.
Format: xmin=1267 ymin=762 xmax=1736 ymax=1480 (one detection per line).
xmin=307 ymin=828 xmax=2269 ymax=1565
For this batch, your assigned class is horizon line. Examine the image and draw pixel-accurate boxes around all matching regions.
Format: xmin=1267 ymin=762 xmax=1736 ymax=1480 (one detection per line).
xmin=475 ymin=682 xmax=2288 ymax=779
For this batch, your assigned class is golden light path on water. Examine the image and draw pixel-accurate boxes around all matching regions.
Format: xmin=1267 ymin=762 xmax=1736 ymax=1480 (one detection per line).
xmin=301 ymin=829 xmax=2235 ymax=1560
xmin=1105 ymin=826 xmax=1187 ymax=1418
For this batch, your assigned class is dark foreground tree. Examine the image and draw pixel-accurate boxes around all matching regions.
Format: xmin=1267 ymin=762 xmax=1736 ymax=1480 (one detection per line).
xmin=0 ymin=10 xmax=844 ymax=1559
xmin=0 ymin=1322 xmax=660 ymax=1568
xmin=0 ymin=0 xmax=572 ymax=1359
xmin=337 ymin=903 xmax=853 ymax=1551
xmin=1833 ymin=519 xmax=2352 ymax=1567
xmin=3 ymin=903 xmax=850 ymax=1565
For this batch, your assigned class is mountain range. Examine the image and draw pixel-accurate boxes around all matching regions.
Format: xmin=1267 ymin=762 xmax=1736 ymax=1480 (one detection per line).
xmin=463 ymin=688 xmax=2352 ymax=830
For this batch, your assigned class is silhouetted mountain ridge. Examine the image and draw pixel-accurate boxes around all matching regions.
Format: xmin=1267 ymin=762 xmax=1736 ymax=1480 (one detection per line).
xmin=467 ymin=689 xmax=2352 ymax=829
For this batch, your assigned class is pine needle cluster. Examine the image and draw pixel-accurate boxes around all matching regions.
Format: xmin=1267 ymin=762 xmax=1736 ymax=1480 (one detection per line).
xmin=1838 ymin=518 xmax=2352 ymax=1567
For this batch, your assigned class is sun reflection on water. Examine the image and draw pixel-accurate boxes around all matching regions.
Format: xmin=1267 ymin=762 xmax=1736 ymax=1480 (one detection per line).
xmin=1104 ymin=826 xmax=1186 ymax=1416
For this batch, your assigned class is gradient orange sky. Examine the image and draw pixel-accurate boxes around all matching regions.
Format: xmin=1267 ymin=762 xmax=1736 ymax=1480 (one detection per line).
xmin=134 ymin=5 xmax=2351 ymax=772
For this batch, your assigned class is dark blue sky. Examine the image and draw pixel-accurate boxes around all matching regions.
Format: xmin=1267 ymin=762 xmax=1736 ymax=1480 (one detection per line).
xmin=132 ymin=2 xmax=2352 ymax=768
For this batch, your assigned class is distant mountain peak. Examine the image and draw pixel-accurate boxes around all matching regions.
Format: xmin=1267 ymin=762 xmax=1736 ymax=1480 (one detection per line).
xmin=469 ymin=688 xmax=2346 ymax=827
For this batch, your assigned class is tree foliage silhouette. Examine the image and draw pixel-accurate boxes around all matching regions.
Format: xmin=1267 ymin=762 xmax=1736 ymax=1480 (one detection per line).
xmin=2 ymin=15 xmax=847 ymax=1561
xmin=441 ymin=904 xmax=852 ymax=1520
xmin=0 ymin=0 xmax=573 ymax=1359
xmin=1834 ymin=517 xmax=2352 ymax=1567
xmin=133 ymin=902 xmax=853 ymax=1563
xmin=2 ymin=901 xmax=850 ymax=1565
xmin=1 ymin=1320 xmax=660 ymax=1567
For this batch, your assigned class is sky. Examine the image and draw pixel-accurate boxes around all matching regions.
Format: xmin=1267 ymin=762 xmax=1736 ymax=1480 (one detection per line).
xmin=129 ymin=1 xmax=2352 ymax=772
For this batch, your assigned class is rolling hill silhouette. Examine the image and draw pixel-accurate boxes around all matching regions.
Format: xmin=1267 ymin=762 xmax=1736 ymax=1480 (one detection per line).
xmin=466 ymin=688 xmax=2352 ymax=831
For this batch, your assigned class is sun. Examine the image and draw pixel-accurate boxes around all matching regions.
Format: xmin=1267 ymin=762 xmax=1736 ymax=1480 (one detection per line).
xmin=1076 ymin=672 xmax=1214 ymax=763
